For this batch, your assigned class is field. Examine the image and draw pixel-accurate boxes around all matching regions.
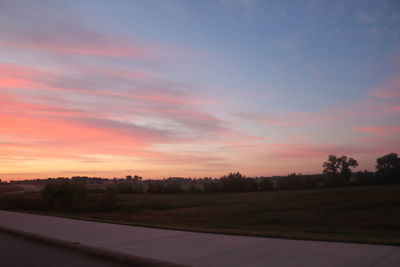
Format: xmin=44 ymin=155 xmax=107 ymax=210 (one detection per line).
xmin=0 ymin=184 xmax=23 ymax=193
xmin=2 ymin=184 xmax=400 ymax=245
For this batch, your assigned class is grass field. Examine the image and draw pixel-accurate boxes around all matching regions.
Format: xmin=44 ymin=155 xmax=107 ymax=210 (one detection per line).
xmin=31 ymin=184 xmax=400 ymax=246
xmin=0 ymin=184 xmax=23 ymax=193
xmin=3 ymin=184 xmax=400 ymax=245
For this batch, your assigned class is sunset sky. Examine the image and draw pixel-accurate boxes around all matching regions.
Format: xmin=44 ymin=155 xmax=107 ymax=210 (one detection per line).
xmin=1 ymin=0 xmax=399 ymax=180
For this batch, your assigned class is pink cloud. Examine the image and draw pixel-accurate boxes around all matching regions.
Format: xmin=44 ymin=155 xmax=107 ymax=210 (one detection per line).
xmin=270 ymin=145 xmax=357 ymax=159
xmin=356 ymin=125 xmax=400 ymax=135
xmin=0 ymin=59 xmax=234 ymax=140
xmin=280 ymin=74 xmax=400 ymax=126
xmin=0 ymin=110 xmax=234 ymax=176
xmin=0 ymin=92 xmax=94 ymax=118
xmin=231 ymin=112 xmax=296 ymax=126
xmin=285 ymin=111 xmax=335 ymax=127
xmin=0 ymin=62 xmax=209 ymax=106
xmin=391 ymin=105 xmax=400 ymax=112
xmin=1 ymin=40 xmax=149 ymax=59
xmin=272 ymin=149 xmax=325 ymax=158
xmin=0 ymin=0 xmax=150 ymax=60
xmin=0 ymin=74 xmax=247 ymax=166
xmin=231 ymin=110 xmax=338 ymax=128
xmin=321 ymin=89 xmax=400 ymax=122
xmin=0 ymin=110 xmax=177 ymax=161
xmin=0 ymin=0 xmax=207 ymax=63
xmin=369 ymin=75 xmax=400 ymax=99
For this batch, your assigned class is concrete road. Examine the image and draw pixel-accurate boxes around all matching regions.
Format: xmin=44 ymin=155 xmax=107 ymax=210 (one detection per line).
xmin=0 ymin=231 xmax=132 ymax=267
xmin=0 ymin=210 xmax=399 ymax=267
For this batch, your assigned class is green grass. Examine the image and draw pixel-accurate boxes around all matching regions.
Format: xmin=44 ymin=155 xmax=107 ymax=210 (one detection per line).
xmin=5 ymin=184 xmax=400 ymax=245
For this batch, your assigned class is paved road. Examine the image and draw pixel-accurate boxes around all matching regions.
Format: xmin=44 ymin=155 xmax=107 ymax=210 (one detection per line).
xmin=0 ymin=231 xmax=132 ymax=267
xmin=0 ymin=210 xmax=399 ymax=267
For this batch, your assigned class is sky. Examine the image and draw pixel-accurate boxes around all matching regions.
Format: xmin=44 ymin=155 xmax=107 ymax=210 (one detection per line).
xmin=1 ymin=0 xmax=399 ymax=180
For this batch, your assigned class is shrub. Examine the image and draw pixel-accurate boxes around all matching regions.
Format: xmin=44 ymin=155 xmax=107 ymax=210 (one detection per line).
xmin=42 ymin=181 xmax=88 ymax=212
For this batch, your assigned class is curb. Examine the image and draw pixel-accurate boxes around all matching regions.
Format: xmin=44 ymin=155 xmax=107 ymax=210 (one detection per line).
xmin=0 ymin=225 xmax=186 ymax=267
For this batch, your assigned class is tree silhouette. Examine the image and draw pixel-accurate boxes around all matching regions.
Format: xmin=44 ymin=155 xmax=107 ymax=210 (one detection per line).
xmin=376 ymin=152 xmax=400 ymax=184
xmin=376 ymin=152 xmax=400 ymax=170
xmin=323 ymin=155 xmax=340 ymax=175
xmin=323 ymin=155 xmax=358 ymax=186
xmin=339 ymin=156 xmax=358 ymax=179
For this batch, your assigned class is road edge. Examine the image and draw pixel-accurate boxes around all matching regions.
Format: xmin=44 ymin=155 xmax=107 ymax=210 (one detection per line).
xmin=0 ymin=224 xmax=186 ymax=267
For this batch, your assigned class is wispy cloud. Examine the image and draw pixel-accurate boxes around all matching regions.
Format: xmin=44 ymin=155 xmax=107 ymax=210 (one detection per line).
xmin=356 ymin=125 xmax=400 ymax=136
xmin=0 ymin=0 xmax=149 ymax=59
xmin=231 ymin=112 xmax=295 ymax=126
xmin=1 ymin=0 xmax=399 ymax=179
xmin=264 ymin=143 xmax=367 ymax=159
xmin=369 ymin=74 xmax=400 ymax=99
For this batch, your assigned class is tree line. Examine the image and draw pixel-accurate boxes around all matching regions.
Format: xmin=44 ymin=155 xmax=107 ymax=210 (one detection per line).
xmin=38 ymin=152 xmax=400 ymax=195
xmin=2 ymin=152 xmax=398 ymax=213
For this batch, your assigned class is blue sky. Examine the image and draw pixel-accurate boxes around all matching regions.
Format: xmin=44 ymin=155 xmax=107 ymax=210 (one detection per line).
xmin=72 ymin=0 xmax=399 ymax=107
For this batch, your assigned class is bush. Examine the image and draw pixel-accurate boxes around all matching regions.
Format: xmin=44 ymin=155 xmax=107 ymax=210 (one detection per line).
xmin=42 ymin=181 xmax=88 ymax=212
xmin=351 ymin=171 xmax=375 ymax=186
xmin=87 ymin=192 xmax=118 ymax=212
xmin=258 ymin=178 xmax=274 ymax=191
xmin=117 ymin=182 xmax=134 ymax=194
